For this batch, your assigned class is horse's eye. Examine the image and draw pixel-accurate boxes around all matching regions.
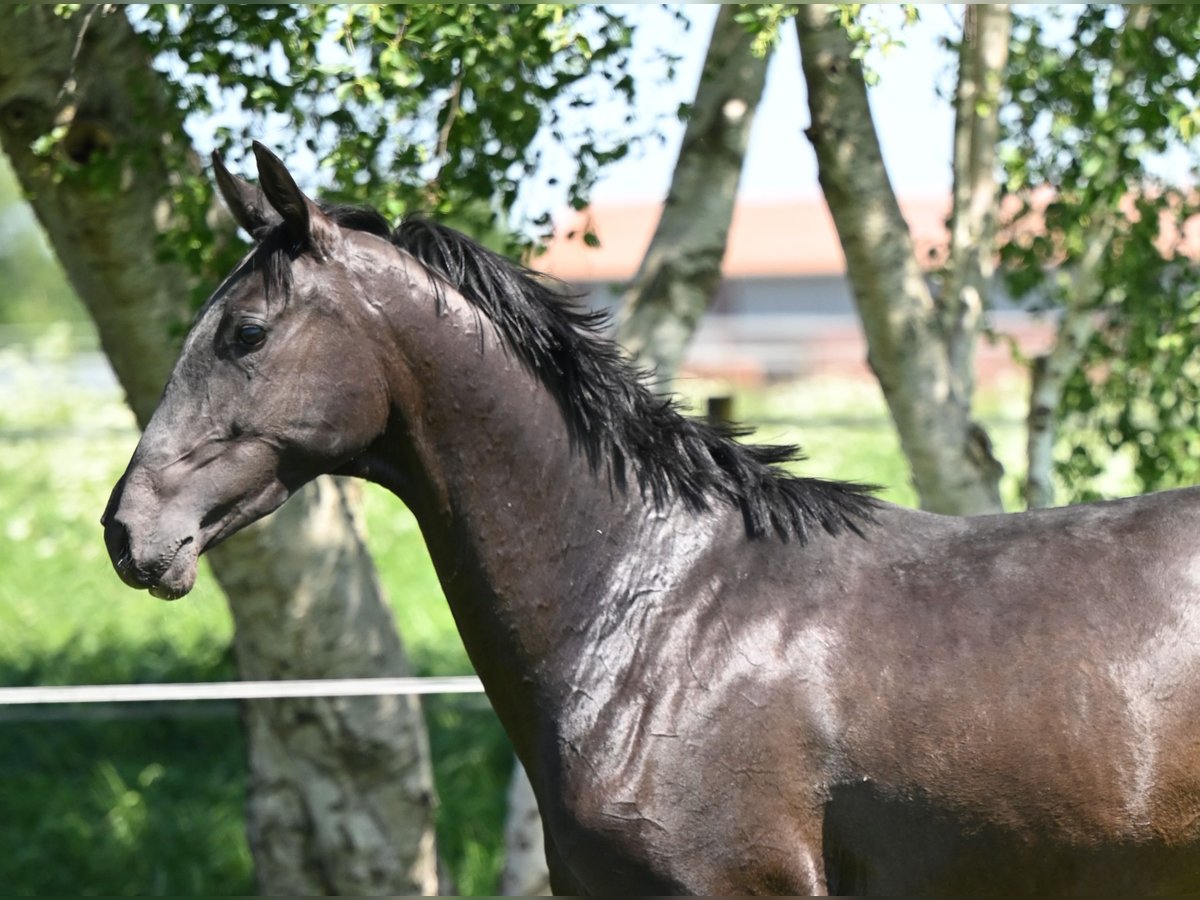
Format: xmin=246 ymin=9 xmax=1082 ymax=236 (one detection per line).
xmin=237 ymin=322 xmax=267 ymax=348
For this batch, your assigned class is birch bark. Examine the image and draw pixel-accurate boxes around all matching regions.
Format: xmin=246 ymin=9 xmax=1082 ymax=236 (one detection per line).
xmin=943 ymin=5 xmax=1011 ymax=410
xmin=796 ymin=4 xmax=1006 ymax=515
xmin=614 ymin=4 xmax=769 ymax=383
xmin=1024 ymin=224 xmax=1115 ymax=509
xmin=499 ymin=758 xmax=552 ymax=896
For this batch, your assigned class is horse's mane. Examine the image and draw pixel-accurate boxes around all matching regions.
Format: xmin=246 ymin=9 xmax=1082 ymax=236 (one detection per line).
xmin=261 ymin=206 xmax=879 ymax=542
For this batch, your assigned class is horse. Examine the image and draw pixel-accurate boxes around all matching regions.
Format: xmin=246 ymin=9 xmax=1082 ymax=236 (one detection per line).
xmin=102 ymin=143 xmax=1200 ymax=895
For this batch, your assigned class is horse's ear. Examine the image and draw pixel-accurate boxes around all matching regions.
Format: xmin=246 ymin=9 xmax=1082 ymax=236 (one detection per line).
xmin=251 ymin=141 xmax=338 ymax=258
xmin=212 ymin=150 xmax=280 ymax=237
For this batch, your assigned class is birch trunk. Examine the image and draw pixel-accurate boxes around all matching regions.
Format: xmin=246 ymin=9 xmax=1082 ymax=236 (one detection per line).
xmin=209 ymin=479 xmax=437 ymax=895
xmin=943 ymin=5 xmax=1011 ymax=406
xmin=1022 ymin=5 xmax=1151 ymax=509
xmin=614 ymin=4 xmax=769 ymax=383
xmin=1024 ymin=219 xmax=1116 ymax=509
xmin=0 ymin=6 xmax=438 ymax=894
xmin=499 ymin=759 xmax=552 ymax=896
xmin=796 ymin=4 xmax=1005 ymax=516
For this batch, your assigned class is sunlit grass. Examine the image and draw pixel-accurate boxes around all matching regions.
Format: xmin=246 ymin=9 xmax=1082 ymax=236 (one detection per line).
xmin=674 ymin=371 xmax=1038 ymax=510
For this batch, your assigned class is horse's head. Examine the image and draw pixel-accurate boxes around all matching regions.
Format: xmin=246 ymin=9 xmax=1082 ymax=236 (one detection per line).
xmin=102 ymin=143 xmax=393 ymax=598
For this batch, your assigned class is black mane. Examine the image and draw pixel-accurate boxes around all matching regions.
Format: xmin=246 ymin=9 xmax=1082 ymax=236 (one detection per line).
xmin=263 ymin=206 xmax=879 ymax=542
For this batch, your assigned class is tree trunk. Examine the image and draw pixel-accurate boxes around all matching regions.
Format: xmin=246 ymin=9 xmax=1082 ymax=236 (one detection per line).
xmin=1024 ymin=222 xmax=1114 ymax=509
xmin=614 ymin=3 xmax=770 ymax=383
xmin=209 ymin=478 xmax=437 ymax=895
xmin=1022 ymin=5 xmax=1151 ymax=509
xmin=0 ymin=6 xmax=438 ymax=894
xmin=499 ymin=759 xmax=551 ymax=896
xmin=796 ymin=4 xmax=1004 ymax=516
xmin=943 ymin=5 xmax=1011 ymax=411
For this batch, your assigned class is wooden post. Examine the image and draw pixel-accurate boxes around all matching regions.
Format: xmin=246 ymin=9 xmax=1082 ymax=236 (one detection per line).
xmin=706 ymin=394 xmax=734 ymax=425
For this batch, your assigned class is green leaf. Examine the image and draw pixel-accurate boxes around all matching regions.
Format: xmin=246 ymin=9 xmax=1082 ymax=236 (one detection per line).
xmin=1080 ymin=153 xmax=1105 ymax=179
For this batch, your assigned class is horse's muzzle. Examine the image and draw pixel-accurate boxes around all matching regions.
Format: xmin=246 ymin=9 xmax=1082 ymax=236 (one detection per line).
xmin=101 ymin=474 xmax=198 ymax=600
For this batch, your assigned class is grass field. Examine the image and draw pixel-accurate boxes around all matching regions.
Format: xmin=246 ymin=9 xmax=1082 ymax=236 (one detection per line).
xmin=0 ymin=337 xmax=1036 ymax=895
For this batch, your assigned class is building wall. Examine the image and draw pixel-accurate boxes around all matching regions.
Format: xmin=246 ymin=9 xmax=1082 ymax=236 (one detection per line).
xmin=572 ymin=272 xmax=1046 ymax=384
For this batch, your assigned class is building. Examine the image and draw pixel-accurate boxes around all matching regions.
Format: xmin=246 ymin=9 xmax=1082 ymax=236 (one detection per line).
xmin=536 ymin=196 xmax=1051 ymax=385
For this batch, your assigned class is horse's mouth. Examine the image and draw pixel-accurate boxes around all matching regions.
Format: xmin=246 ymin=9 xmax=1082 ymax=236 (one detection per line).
xmin=148 ymin=578 xmax=192 ymax=601
xmin=146 ymin=538 xmax=198 ymax=600
xmin=109 ymin=529 xmax=199 ymax=601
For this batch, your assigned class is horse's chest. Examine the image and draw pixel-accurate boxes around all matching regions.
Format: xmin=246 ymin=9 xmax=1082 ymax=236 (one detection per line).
xmin=541 ymin=693 xmax=811 ymax=892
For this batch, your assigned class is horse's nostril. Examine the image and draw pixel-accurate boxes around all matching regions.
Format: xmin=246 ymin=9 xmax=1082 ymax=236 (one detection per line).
xmin=101 ymin=474 xmax=126 ymax=531
xmin=104 ymin=520 xmax=158 ymax=591
xmin=104 ymin=517 xmax=134 ymax=571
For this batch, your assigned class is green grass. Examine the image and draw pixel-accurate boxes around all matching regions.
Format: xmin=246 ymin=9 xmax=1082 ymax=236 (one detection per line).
xmin=0 ymin=351 xmax=1034 ymax=895
xmin=0 ymin=715 xmax=252 ymax=896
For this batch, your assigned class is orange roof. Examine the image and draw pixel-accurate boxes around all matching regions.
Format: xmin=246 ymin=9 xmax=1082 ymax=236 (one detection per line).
xmin=535 ymin=196 xmax=955 ymax=283
xmin=535 ymin=190 xmax=1200 ymax=285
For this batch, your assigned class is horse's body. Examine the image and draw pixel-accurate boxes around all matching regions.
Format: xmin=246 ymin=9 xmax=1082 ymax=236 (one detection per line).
xmin=102 ymin=145 xmax=1200 ymax=894
xmin=534 ymin=492 xmax=1200 ymax=895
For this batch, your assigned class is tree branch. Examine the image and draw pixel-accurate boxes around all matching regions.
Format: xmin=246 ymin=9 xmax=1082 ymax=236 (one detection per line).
xmin=614 ymin=3 xmax=769 ymax=386
xmin=1022 ymin=4 xmax=1152 ymax=508
xmin=796 ymin=3 xmax=1003 ymax=515
xmin=1024 ymin=217 xmax=1117 ymax=508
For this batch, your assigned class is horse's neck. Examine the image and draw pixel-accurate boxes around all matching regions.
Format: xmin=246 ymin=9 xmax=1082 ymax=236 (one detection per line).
xmin=365 ymin=277 xmax=670 ymax=758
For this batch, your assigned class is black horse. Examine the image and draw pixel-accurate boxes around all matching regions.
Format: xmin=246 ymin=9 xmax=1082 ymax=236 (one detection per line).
xmin=103 ymin=144 xmax=1200 ymax=895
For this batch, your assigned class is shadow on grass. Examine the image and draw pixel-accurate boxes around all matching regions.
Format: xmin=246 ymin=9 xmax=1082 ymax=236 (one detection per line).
xmin=0 ymin=636 xmax=513 ymax=896
xmin=0 ymin=714 xmax=252 ymax=896
xmin=0 ymin=640 xmax=251 ymax=896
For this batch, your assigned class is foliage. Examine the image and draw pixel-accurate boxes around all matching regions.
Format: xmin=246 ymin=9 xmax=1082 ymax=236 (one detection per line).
xmin=731 ymin=5 xmax=800 ymax=58
xmin=131 ymin=4 xmax=649 ymax=259
xmin=1057 ymin=195 xmax=1200 ymax=498
xmin=998 ymin=4 xmax=1200 ymax=500
xmin=21 ymin=6 xmax=654 ymax=316
xmin=835 ymin=4 xmax=922 ymax=84
xmin=729 ymin=4 xmax=919 ymax=69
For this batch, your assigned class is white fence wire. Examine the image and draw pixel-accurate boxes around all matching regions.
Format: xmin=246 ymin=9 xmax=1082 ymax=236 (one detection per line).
xmin=0 ymin=676 xmax=485 ymax=706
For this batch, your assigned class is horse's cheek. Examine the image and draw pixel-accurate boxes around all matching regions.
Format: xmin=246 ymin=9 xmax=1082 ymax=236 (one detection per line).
xmin=289 ymin=377 xmax=388 ymax=463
